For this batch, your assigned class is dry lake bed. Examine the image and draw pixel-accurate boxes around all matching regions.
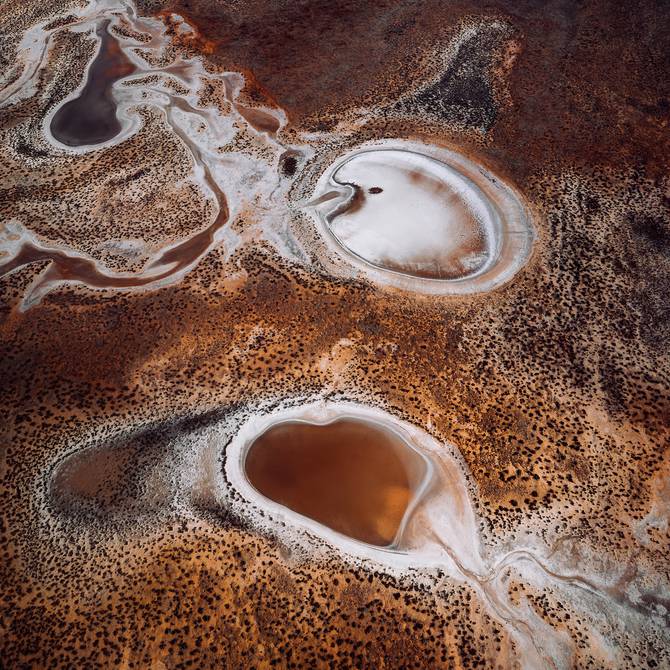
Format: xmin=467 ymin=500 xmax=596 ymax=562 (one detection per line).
xmin=1 ymin=0 xmax=669 ymax=668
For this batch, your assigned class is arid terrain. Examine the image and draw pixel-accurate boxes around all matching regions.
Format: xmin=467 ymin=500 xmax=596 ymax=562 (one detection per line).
xmin=1 ymin=0 xmax=669 ymax=668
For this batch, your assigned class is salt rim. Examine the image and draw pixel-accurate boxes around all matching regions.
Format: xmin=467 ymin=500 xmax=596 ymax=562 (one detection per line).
xmin=307 ymin=139 xmax=536 ymax=295
xmin=224 ymin=400 xmax=484 ymax=573
xmin=36 ymin=396 xmax=598 ymax=667
xmin=223 ymin=400 xmax=581 ymax=666
xmin=1 ymin=0 xmax=308 ymax=307
xmin=237 ymin=412 xmax=434 ymax=550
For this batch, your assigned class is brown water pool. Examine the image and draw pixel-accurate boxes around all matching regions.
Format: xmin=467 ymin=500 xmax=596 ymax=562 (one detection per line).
xmin=244 ymin=417 xmax=430 ymax=547
xmin=50 ymin=20 xmax=134 ymax=147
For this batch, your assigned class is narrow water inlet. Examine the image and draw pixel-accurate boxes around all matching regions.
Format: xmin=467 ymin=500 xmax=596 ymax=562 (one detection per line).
xmin=243 ymin=417 xmax=432 ymax=547
xmin=50 ymin=20 xmax=135 ymax=147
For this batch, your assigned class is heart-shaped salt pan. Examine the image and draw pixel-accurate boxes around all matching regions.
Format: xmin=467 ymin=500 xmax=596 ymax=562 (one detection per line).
xmin=244 ymin=417 xmax=430 ymax=547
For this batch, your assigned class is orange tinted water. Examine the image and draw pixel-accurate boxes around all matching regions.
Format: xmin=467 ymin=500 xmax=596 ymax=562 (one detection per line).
xmin=235 ymin=104 xmax=281 ymax=135
xmin=244 ymin=418 xmax=428 ymax=547
xmin=50 ymin=21 xmax=134 ymax=146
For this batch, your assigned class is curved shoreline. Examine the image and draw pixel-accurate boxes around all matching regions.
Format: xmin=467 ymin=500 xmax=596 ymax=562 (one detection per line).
xmin=308 ymin=141 xmax=536 ymax=295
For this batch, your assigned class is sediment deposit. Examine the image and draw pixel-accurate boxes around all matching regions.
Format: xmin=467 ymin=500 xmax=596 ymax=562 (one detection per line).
xmin=1 ymin=0 xmax=669 ymax=668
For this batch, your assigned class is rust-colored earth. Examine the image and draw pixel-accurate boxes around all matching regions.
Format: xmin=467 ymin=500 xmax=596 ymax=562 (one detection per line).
xmin=0 ymin=0 xmax=668 ymax=667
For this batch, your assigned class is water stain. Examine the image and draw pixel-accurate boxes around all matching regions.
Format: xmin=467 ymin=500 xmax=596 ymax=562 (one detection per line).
xmin=328 ymin=150 xmax=491 ymax=279
xmin=49 ymin=434 xmax=169 ymax=521
xmin=50 ymin=20 xmax=135 ymax=147
xmin=235 ymin=104 xmax=281 ymax=136
xmin=244 ymin=417 xmax=430 ymax=547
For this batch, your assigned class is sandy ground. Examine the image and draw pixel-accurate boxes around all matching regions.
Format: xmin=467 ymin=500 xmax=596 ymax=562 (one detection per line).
xmin=0 ymin=0 xmax=669 ymax=667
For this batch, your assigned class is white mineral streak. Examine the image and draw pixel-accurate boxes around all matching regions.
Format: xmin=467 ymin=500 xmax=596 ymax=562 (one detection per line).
xmin=222 ymin=402 xmax=565 ymax=668
xmin=0 ymin=1 xmax=533 ymax=302
xmin=0 ymin=0 xmax=301 ymax=303
xmin=1 ymin=3 xmax=638 ymax=667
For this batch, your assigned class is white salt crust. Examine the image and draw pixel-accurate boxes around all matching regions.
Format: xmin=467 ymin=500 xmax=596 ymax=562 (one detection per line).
xmin=0 ymin=0 xmax=308 ymax=305
xmin=308 ymin=140 xmax=536 ymax=295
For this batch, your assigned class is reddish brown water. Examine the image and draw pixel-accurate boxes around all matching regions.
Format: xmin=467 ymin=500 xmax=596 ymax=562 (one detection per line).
xmin=244 ymin=418 xmax=429 ymax=546
xmin=0 ymin=222 xmax=223 ymax=289
xmin=50 ymin=21 xmax=135 ymax=146
xmin=235 ymin=105 xmax=281 ymax=135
